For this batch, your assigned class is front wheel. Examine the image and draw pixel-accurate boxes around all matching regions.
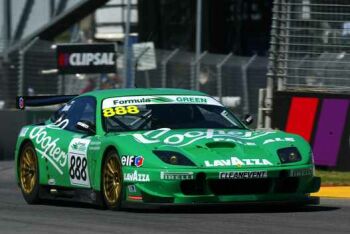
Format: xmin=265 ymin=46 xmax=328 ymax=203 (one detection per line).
xmin=101 ymin=150 xmax=123 ymax=210
xmin=19 ymin=142 xmax=41 ymax=204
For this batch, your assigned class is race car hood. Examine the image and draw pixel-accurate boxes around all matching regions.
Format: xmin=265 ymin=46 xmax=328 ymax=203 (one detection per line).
xmin=114 ymin=128 xmax=309 ymax=168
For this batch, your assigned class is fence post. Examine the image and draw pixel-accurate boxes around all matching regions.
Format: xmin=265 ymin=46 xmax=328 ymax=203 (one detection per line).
xmin=123 ymin=0 xmax=132 ymax=88
xmin=264 ymin=0 xmax=281 ymax=128
xmin=190 ymin=51 xmax=207 ymax=90
xmin=161 ymin=48 xmax=179 ymax=88
xmin=257 ymin=88 xmax=266 ymax=129
xmin=277 ymin=0 xmax=291 ymax=91
xmin=241 ymin=54 xmax=257 ymax=114
xmin=216 ymin=53 xmax=232 ymax=102
xmin=18 ymin=37 xmax=39 ymax=96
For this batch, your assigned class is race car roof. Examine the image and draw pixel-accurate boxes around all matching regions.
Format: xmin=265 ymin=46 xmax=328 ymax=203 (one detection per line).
xmin=81 ymin=88 xmax=208 ymax=100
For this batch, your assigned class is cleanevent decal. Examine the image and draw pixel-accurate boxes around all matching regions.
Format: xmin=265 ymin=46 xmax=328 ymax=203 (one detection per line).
xmin=102 ymin=95 xmax=223 ymax=109
xmin=56 ymin=43 xmax=116 ymax=74
xmin=219 ymin=171 xmax=268 ymax=179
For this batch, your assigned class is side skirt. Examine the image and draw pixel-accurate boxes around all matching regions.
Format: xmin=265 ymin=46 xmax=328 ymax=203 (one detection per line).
xmin=39 ymin=186 xmax=104 ymax=206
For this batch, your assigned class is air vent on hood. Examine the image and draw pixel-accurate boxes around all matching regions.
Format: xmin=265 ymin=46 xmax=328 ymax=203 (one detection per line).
xmin=205 ymin=142 xmax=236 ymax=149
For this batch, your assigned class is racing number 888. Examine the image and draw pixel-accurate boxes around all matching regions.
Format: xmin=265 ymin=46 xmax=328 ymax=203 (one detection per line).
xmin=103 ymin=106 xmax=140 ymax=117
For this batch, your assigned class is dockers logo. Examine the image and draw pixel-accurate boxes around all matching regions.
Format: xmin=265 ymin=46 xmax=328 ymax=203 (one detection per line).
xmin=132 ymin=128 xmax=275 ymax=147
xmin=29 ymin=120 xmax=69 ymax=175
xmin=58 ymin=52 xmax=115 ymax=67
xmin=204 ymin=157 xmax=273 ymax=167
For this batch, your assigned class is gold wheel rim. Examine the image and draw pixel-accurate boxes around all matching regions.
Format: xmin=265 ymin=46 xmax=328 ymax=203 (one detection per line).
xmin=20 ymin=146 xmax=37 ymax=194
xmin=103 ymin=155 xmax=122 ymax=204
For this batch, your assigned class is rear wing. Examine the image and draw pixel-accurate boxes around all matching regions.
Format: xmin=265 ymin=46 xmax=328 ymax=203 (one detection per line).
xmin=16 ymin=95 xmax=77 ymax=110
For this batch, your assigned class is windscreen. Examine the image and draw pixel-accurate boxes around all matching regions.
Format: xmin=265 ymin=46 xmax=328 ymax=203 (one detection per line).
xmin=102 ymin=95 xmax=244 ymax=132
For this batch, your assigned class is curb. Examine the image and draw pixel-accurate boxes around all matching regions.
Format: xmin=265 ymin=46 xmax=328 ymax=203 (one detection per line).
xmin=312 ymin=186 xmax=350 ymax=198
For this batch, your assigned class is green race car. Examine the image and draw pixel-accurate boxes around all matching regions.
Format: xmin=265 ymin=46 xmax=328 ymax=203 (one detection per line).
xmin=15 ymin=88 xmax=320 ymax=210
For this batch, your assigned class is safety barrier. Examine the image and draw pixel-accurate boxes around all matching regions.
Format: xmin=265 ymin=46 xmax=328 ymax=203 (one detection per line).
xmin=273 ymin=91 xmax=350 ymax=171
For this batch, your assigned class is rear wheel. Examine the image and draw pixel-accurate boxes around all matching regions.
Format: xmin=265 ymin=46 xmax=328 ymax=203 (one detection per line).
xmin=19 ymin=142 xmax=40 ymax=204
xmin=101 ymin=150 xmax=123 ymax=210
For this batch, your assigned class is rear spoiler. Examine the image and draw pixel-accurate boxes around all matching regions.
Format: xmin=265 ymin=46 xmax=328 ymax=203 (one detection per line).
xmin=16 ymin=95 xmax=77 ymax=110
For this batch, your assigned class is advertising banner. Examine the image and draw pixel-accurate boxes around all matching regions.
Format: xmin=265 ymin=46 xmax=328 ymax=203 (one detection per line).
xmin=273 ymin=91 xmax=350 ymax=171
xmin=56 ymin=43 xmax=117 ymax=74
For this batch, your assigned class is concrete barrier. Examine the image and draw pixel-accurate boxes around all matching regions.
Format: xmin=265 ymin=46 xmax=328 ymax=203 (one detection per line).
xmin=0 ymin=110 xmax=52 ymax=160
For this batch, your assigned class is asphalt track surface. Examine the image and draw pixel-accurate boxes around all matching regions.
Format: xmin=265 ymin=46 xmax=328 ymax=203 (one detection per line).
xmin=1 ymin=161 xmax=350 ymax=234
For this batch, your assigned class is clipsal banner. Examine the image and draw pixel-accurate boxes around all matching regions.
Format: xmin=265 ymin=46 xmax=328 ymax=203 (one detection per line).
xmin=56 ymin=43 xmax=117 ymax=74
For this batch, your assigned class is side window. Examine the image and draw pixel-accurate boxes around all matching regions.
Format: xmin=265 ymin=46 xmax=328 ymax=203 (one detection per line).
xmin=51 ymin=97 xmax=96 ymax=133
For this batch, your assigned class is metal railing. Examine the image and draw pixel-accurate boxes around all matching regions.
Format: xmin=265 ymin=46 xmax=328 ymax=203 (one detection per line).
xmin=268 ymin=0 xmax=350 ymax=93
xmin=0 ymin=39 xmax=268 ymax=121
xmin=259 ymin=0 xmax=350 ymax=128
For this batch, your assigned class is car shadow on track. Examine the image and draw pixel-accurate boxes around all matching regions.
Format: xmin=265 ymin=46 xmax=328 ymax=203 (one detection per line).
xmin=37 ymin=199 xmax=339 ymax=214
xmin=128 ymin=204 xmax=339 ymax=214
xmin=38 ymin=199 xmax=103 ymax=210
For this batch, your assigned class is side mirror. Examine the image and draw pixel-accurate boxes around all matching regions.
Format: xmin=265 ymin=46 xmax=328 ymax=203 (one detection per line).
xmin=76 ymin=120 xmax=96 ymax=135
xmin=242 ymin=114 xmax=253 ymax=126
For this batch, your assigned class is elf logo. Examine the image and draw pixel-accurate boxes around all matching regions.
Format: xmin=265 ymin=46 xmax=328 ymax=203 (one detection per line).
xmin=58 ymin=52 xmax=115 ymax=67
xmin=121 ymin=155 xmax=144 ymax=167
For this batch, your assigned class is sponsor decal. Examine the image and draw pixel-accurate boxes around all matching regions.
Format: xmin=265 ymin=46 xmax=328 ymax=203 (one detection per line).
xmin=289 ymin=168 xmax=313 ymax=177
xmin=56 ymin=44 xmax=116 ymax=74
xmin=160 ymin=172 xmax=194 ymax=180
xmin=263 ymin=137 xmax=295 ymax=145
xmin=204 ymin=157 xmax=273 ymax=167
xmin=89 ymin=141 xmax=101 ymax=151
xmin=46 ymin=118 xmax=70 ymax=130
xmin=128 ymin=185 xmax=137 ymax=193
xmin=121 ymin=155 xmax=144 ymax=167
xmin=48 ymin=178 xmax=56 ymax=185
xmin=68 ymin=138 xmax=91 ymax=187
xmin=102 ymin=95 xmax=222 ymax=109
xmin=132 ymin=128 xmax=270 ymax=147
xmin=219 ymin=171 xmax=268 ymax=179
xmin=29 ymin=126 xmax=68 ymax=175
xmin=175 ymin=96 xmax=208 ymax=104
xmin=19 ymin=127 xmax=29 ymax=137
xmin=61 ymin=103 xmax=72 ymax=112
xmin=58 ymin=52 xmax=115 ymax=67
xmin=124 ymin=171 xmax=150 ymax=182
xmin=89 ymin=146 xmax=101 ymax=151
xmin=71 ymin=141 xmax=88 ymax=152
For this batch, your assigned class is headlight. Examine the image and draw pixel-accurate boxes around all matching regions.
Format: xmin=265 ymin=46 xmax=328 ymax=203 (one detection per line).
xmin=153 ymin=151 xmax=196 ymax=166
xmin=277 ymin=147 xmax=302 ymax=164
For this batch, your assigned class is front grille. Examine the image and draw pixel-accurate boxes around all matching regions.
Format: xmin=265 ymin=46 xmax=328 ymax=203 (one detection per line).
xmin=274 ymin=177 xmax=299 ymax=193
xmin=180 ymin=172 xmax=207 ymax=195
xmin=208 ymin=179 xmax=272 ymax=195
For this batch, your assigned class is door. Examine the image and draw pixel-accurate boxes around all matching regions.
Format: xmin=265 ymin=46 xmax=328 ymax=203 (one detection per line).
xmin=43 ymin=96 xmax=97 ymax=188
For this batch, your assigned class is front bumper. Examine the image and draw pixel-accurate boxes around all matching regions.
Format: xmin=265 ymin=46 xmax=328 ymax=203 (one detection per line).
xmin=122 ymin=196 xmax=320 ymax=209
xmin=123 ymin=165 xmax=321 ymax=205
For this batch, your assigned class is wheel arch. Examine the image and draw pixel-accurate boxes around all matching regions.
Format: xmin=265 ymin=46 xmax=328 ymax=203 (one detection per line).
xmin=93 ymin=145 xmax=121 ymax=191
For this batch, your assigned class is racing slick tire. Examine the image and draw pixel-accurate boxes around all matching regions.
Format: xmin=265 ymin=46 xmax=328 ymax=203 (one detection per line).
xmin=101 ymin=150 xmax=124 ymax=210
xmin=19 ymin=142 xmax=41 ymax=204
